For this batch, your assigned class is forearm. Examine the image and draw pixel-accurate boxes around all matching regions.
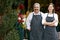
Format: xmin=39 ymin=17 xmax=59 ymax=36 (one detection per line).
xmin=44 ymin=21 xmax=55 ymax=26
xmin=45 ymin=20 xmax=58 ymax=27
xmin=48 ymin=23 xmax=55 ymax=26
xmin=26 ymin=19 xmax=31 ymax=31
xmin=26 ymin=23 xmax=31 ymax=31
xmin=44 ymin=22 xmax=52 ymax=26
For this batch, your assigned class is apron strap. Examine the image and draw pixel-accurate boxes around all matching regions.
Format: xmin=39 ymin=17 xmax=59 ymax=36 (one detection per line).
xmin=53 ymin=13 xmax=54 ymax=18
xmin=47 ymin=13 xmax=48 ymax=17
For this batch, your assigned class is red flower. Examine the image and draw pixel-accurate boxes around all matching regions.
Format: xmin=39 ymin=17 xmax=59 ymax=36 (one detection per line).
xmin=19 ymin=4 xmax=24 ymax=10
xmin=18 ymin=13 xmax=24 ymax=23
xmin=18 ymin=13 xmax=24 ymax=19
xmin=18 ymin=20 xmax=24 ymax=23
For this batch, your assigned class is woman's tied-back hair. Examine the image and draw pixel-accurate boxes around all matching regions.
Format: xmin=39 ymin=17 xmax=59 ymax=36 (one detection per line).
xmin=48 ymin=3 xmax=55 ymax=13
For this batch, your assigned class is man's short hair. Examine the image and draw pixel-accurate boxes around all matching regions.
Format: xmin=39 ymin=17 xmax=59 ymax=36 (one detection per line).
xmin=33 ymin=3 xmax=40 ymax=7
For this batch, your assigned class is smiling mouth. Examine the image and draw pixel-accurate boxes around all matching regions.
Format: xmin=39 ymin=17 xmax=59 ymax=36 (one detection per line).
xmin=35 ymin=9 xmax=38 ymax=10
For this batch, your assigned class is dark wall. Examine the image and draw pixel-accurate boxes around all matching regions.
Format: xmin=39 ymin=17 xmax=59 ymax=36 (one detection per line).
xmin=24 ymin=0 xmax=28 ymax=13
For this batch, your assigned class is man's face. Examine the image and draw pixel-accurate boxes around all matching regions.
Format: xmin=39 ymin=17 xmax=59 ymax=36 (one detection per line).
xmin=34 ymin=5 xmax=40 ymax=13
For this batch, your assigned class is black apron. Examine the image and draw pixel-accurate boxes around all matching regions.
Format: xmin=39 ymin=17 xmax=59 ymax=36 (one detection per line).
xmin=30 ymin=13 xmax=44 ymax=40
xmin=44 ymin=14 xmax=58 ymax=40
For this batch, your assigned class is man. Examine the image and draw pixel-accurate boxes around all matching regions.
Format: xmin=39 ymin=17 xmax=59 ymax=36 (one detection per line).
xmin=26 ymin=3 xmax=44 ymax=40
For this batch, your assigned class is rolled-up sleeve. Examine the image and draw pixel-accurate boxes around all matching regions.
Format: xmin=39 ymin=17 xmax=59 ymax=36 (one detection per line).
xmin=42 ymin=13 xmax=47 ymax=24
xmin=54 ymin=14 xmax=58 ymax=26
xmin=26 ymin=13 xmax=33 ymax=29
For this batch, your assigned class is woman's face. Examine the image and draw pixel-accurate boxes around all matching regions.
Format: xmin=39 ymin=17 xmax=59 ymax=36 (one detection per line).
xmin=34 ymin=5 xmax=40 ymax=13
xmin=48 ymin=4 xmax=54 ymax=12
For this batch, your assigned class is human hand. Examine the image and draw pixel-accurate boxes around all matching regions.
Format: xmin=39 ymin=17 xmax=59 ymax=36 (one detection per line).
xmin=27 ymin=28 xmax=31 ymax=31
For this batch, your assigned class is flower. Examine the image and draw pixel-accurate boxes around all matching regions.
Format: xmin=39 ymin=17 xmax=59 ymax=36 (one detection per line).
xmin=18 ymin=13 xmax=24 ymax=23
xmin=18 ymin=13 xmax=24 ymax=19
xmin=19 ymin=4 xmax=24 ymax=10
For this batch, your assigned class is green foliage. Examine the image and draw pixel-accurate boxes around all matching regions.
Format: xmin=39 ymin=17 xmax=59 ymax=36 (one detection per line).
xmin=0 ymin=0 xmax=25 ymax=40
xmin=4 ymin=28 xmax=20 ymax=40
xmin=2 ymin=10 xmax=19 ymax=40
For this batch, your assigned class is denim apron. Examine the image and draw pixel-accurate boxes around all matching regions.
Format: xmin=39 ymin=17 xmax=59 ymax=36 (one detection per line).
xmin=44 ymin=14 xmax=58 ymax=40
xmin=30 ymin=13 xmax=44 ymax=40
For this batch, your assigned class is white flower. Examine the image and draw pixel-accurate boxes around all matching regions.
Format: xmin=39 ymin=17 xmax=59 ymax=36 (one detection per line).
xmin=18 ymin=17 xmax=21 ymax=20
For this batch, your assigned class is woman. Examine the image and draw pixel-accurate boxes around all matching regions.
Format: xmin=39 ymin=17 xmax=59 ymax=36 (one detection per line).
xmin=26 ymin=3 xmax=44 ymax=40
xmin=42 ymin=3 xmax=58 ymax=40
